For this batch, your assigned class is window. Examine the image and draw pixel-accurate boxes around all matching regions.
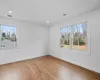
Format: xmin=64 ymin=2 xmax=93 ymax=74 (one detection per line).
xmin=0 ymin=24 xmax=17 ymax=49
xmin=60 ymin=22 xmax=88 ymax=51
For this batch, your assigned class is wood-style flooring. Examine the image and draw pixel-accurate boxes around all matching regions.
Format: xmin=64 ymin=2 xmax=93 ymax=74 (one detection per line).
xmin=0 ymin=56 xmax=100 ymax=80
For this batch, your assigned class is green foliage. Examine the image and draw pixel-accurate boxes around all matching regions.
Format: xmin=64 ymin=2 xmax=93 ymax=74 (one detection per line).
xmin=79 ymin=38 xmax=85 ymax=45
xmin=64 ymin=39 xmax=70 ymax=45
xmin=64 ymin=40 xmax=67 ymax=45
xmin=73 ymin=38 xmax=85 ymax=45
xmin=73 ymin=38 xmax=78 ymax=45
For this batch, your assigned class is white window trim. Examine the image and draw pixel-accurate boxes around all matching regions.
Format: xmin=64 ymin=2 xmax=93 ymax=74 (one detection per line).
xmin=60 ymin=22 xmax=91 ymax=54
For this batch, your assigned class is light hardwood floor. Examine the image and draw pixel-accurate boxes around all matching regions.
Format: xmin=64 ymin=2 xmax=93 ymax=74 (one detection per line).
xmin=0 ymin=55 xmax=100 ymax=80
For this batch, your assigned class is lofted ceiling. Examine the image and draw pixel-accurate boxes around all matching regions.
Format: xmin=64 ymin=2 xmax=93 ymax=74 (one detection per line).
xmin=0 ymin=0 xmax=100 ymax=25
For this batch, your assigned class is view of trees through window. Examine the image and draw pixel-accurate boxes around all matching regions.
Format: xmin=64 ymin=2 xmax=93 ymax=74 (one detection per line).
xmin=60 ymin=22 xmax=87 ymax=51
xmin=72 ymin=23 xmax=87 ymax=51
xmin=0 ymin=25 xmax=17 ymax=42
xmin=0 ymin=25 xmax=17 ymax=49
xmin=60 ymin=27 xmax=70 ymax=48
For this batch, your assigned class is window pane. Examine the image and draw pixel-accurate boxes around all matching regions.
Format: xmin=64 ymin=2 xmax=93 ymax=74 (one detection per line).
xmin=1 ymin=25 xmax=17 ymax=42
xmin=78 ymin=23 xmax=87 ymax=51
xmin=72 ymin=24 xmax=79 ymax=47
xmin=60 ymin=27 xmax=70 ymax=48
xmin=72 ymin=22 xmax=88 ymax=51
xmin=0 ymin=25 xmax=17 ymax=49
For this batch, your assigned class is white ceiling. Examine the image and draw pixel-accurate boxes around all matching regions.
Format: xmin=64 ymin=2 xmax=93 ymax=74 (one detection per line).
xmin=0 ymin=0 xmax=100 ymax=25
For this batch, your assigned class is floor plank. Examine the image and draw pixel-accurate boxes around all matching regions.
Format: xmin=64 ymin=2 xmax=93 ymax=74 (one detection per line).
xmin=0 ymin=56 xmax=100 ymax=80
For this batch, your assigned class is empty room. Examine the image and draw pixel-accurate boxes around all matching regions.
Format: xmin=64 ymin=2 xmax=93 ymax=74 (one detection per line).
xmin=0 ymin=0 xmax=100 ymax=80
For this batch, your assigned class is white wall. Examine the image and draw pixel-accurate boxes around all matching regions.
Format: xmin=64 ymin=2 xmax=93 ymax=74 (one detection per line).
xmin=49 ymin=9 xmax=100 ymax=73
xmin=0 ymin=16 xmax=49 ymax=64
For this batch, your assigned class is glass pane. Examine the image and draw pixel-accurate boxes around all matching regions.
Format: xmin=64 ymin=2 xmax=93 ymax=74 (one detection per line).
xmin=60 ymin=27 xmax=70 ymax=48
xmin=72 ymin=22 xmax=88 ymax=51
xmin=1 ymin=25 xmax=17 ymax=42
xmin=78 ymin=23 xmax=87 ymax=51
xmin=0 ymin=25 xmax=17 ymax=49
xmin=72 ymin=24 xmax=79 ymax=49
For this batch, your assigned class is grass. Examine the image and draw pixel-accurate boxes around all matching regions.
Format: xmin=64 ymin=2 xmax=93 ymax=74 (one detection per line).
xmin=61 ymin=45 xmax=87 ymax=51
xmin=63 ymin=45 xmax=70 ymax=48
xmin=73 ymin=45 xmax=87 ymax=51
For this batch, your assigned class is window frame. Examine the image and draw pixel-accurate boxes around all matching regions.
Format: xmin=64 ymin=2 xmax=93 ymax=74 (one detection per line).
xmin=60 ymin=22 xmax=90 ymax=53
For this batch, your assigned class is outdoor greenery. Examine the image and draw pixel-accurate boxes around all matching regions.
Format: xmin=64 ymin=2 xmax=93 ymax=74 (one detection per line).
xmin=60 ymin=22 xmax=87 ymax=51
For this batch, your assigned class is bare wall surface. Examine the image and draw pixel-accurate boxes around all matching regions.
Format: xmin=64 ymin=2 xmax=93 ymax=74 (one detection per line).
xmin=49 ymin=9 xmax=100 ymax=73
